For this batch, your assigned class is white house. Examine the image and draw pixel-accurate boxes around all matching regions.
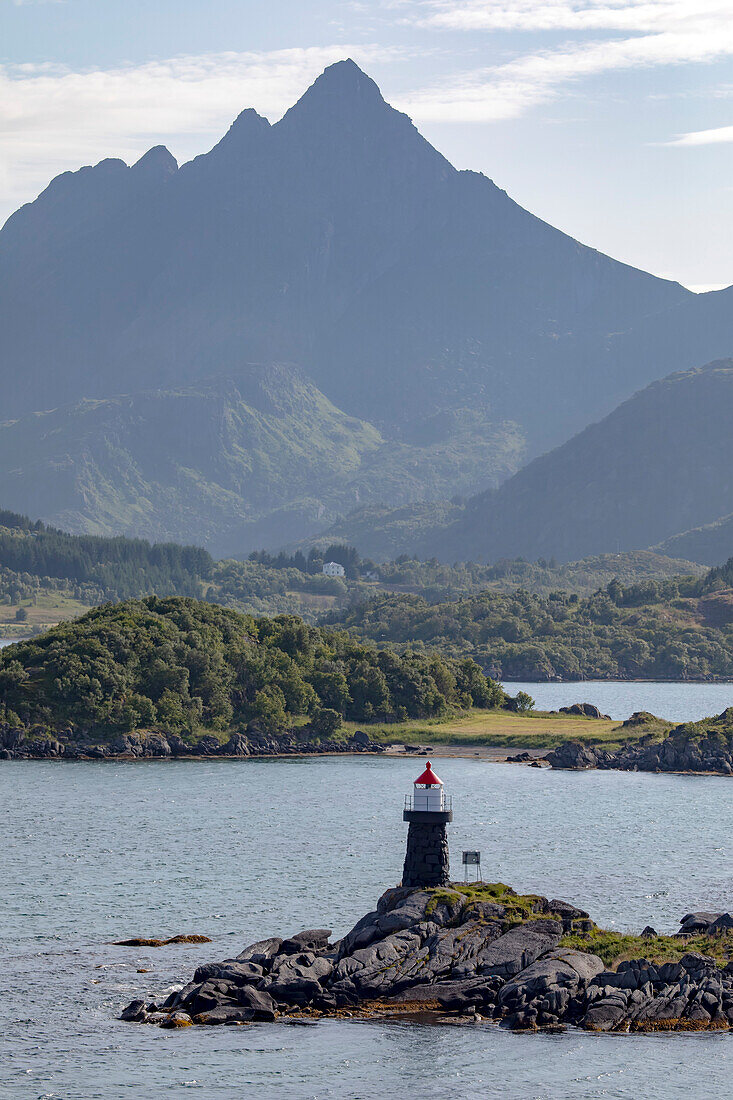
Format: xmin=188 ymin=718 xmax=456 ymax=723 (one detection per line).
xmin=322 ymin=561 xmax=346 ymax=578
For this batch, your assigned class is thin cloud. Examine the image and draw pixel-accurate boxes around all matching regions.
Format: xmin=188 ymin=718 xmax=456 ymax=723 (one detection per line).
xmin=396 ymin=2 xmax=733 ymax=122
xmin=667 ymin=124 xmax=733 ymax=146
xmin=414 ymin=0 xmax=731 ymax=34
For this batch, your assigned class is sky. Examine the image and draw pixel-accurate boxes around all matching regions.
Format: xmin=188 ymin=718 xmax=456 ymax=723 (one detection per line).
xmin=1 ymin=0 xmax=732 ymax=289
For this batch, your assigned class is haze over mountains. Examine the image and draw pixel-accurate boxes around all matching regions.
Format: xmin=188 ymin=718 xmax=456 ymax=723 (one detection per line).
xmin=415 ymin=359 xmax=733 ymax=566
xmin=1 ymin=59 xmax=732 ymax=558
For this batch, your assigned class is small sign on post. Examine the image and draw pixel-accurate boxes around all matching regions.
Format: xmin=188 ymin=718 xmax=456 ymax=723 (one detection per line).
xmin=462 ymin=850 xmax=482 ymax=882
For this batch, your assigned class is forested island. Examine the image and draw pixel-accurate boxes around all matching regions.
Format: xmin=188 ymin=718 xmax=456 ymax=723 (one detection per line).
xmin=0 ymin=596 xmax=505 ymax=758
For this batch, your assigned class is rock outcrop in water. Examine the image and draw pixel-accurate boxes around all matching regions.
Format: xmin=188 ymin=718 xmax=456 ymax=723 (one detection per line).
xmin=547 ymin=709 xmax=733 ymax=775
xmin=121 ymin=884 xmax=733 ymax=1033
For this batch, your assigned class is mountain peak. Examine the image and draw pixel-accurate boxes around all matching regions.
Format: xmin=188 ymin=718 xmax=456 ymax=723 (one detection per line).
xmin=205 ymin=107 xmax=271 ymax=161
xmin=276 ymin=58 xmax=390 ymax=133
xmin=310 ymin=58 xmax=381 ymax=97
xmin=132 ymin=145 xmax=178 ymax=179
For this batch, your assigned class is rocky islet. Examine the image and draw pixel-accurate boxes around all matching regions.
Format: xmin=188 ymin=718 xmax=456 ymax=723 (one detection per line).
xmin=121 ymin=885 xmax=733 ymax=1034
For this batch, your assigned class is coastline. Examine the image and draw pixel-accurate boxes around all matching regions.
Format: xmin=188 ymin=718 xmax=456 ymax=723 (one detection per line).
xmin=0 ymin=744 xmax=533 ymax=764
xmin=120 ymin=881 xmax=733 ymax=1035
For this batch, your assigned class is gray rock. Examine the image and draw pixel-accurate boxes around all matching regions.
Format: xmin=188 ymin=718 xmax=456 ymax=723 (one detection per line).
xmin=265 ymin=951 xmax=334 ymax=1004
xmin=332 ymin=926 xmax=428 ymax=997
xmin=465 ymin=900 xmax=506 ymax=923
xmin=194 ymin=1006 xmax=255 ymax=1025
xmin=583 ymin=998 xmax=629 ymax=1031
xmin=280 ymin=929 xmax=332 ymax=954
xmin=678 ymin=912 xmax=722 ymax=934
xmin=236 ymin=937 xmax=283 ymax=968
xmin=222 ymin=733 xmax=250 ymax=756
xmin=546 ymin=742 xmax=599 ymax=770
xmin=558 ymin=703 xmax=610 ymax=720
xmin=237 ymin=986 xmax=277 ymax=1020
xmin=143 ymin=732 xmax=171 ymax=757
xmin=498 ymin=949 xmax=604 ymax=1026
xmin=548 ymin=899 xmax=589 ymax=921
xmin=474 ymin=920 xmax=564 ymax=980
xmin=120 ymin=998 xmax=147 ymax=1022
xmin=340 ymin=888 xmax=465 ymax=959
xmin=193 ymin=959 xmax=263 ymax=985
xmin=160 ymin=1011 xmax=193 ymax=1028
xmin=185 ymin=979 xmax=240 ymax=1016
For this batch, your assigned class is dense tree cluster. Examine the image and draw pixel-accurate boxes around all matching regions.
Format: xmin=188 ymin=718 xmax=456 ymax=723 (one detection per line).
xmin=249 ymin=544 xmax=365 ymax=579
xmin=0 ymin=512 xmax=212 ymax=600
xmin=327 ymin=574 xmax=733 ymax=681
xmin=0 ymin=597 xmax=503 ymax=736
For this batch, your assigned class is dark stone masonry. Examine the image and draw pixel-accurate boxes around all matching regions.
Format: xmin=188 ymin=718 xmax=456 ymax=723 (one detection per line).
xmin=402 ymin=821 xmax=451 ymax=888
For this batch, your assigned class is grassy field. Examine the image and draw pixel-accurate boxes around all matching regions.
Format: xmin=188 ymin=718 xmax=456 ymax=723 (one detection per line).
xmin=342 ymin=708 xmax=649 ymax=751
xmin=0 ymin=593 xmax=92 ymax=637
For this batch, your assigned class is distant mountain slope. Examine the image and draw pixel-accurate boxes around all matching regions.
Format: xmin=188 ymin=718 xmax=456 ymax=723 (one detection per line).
xmin=419 ymin=359 xmax=733 ymax=563
xmin=654 ymin=514 xmax=733 ymax=567
xmin=0 ymin=365 xmax=522 ymax=554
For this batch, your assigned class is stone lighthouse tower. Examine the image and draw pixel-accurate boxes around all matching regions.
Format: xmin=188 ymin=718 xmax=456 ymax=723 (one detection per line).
xmin=402 ymin=761 xmax=452 ymax=887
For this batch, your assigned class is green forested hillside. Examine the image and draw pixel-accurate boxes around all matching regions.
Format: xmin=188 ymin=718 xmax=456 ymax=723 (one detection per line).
xmin=0 ymin=507 xmax=703 ymax=635
xmin=0 ymin=370 xmax=522 ymax=556
xmin=326 ymin=568 xmax=733 ymax=680
xmin=0 ymin=510 xmax=211 ymax=597
xmin=0 ymin=597 xmax=502 ymax=736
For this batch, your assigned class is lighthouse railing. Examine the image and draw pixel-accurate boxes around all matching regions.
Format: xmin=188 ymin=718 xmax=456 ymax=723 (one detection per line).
xmin=404 ymin=793 xmax=452 ymax=812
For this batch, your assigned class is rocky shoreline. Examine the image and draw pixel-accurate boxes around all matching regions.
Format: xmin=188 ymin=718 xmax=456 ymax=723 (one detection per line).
xmin=0 ymin=726 xmax=386 ymax=761
xmin=120 ymin=884 xmax=733 ymax=1034
xmin=545 ymin=708 xmax=733 ymax=775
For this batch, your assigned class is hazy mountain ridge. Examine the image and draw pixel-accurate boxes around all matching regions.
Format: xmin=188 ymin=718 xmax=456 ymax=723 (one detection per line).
xmin=316 ymin=359 xmax=733 ymax=564
xmin=429 ymin=359 xmax=733 ymax=563
xmin=0 ymin=59 xmax=728 ymax=552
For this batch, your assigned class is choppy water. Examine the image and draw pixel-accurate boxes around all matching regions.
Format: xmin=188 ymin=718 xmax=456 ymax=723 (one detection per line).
xmin=2 ymin=756 xmax=733 ymax=1099
xmin=505 ymin=680 xmax=733 ymax=722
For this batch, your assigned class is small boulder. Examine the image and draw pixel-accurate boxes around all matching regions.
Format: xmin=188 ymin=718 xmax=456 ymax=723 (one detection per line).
xmin=237 ymin=937 xmax=283 ymax=968
xmin=120 ymin=999 xmax=147 ymax=1022
xmin=193 ymin=960 xmax=263 ymax=985
xmin=160 ymin=1012 xmax=193 ymax=1029
xmin=194 ymin=1007 xmax=254 ymax=1025
xmin=237 ymin=986 xmax=277 ymax=1020
xmin=559 ymin=703 xmax=610 ymax=720
xmin=546 ymin=742 xmax=598 ymax=770
xmin=280 ymin=929 xmax=332 ymax=954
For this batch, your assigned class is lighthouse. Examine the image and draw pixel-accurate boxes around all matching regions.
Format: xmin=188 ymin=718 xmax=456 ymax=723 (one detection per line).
xmin=402 ymin=761 xmax=452 ymax=888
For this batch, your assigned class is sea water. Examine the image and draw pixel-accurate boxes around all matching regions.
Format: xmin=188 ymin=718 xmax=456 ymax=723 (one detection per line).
xmin=2 ymin=756 xmax=732 ymax=1099
xmin=504 ymin=680 xmax=733 ymax=723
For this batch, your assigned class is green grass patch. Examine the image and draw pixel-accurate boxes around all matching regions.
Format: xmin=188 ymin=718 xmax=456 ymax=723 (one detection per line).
xmin=427 ymin=882 xmax=549 ymax=927
xmin=560 ymin=928 xmax=733 ymax=968
xmin=342 ymin=708 xmax=651 ymax=751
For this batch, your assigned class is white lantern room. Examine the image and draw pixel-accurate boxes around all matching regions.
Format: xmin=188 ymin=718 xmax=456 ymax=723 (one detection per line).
xmin=411 ymin=761 xmax=446 ymax=812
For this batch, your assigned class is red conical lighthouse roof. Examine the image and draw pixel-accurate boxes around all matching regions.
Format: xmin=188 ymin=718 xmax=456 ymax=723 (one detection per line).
xmin=414 ymin=761 xmax=442 ymax=786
